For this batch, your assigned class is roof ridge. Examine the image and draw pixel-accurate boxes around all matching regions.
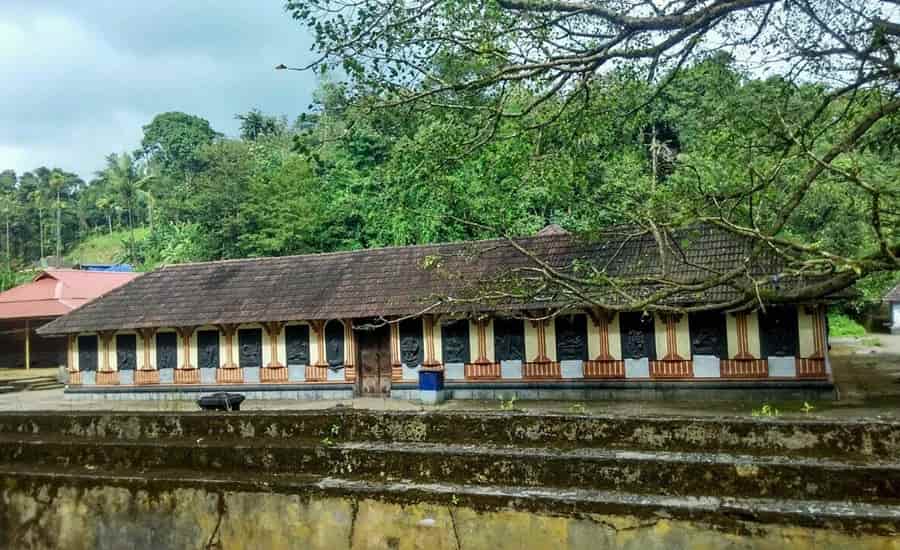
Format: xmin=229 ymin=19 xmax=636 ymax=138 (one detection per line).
xmin=157 ymin=233 xmax=573 ymax=271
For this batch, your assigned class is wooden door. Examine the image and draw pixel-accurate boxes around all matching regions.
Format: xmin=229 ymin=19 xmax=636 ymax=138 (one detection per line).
xmin=357 ymin=325 xmax=391 ymax=396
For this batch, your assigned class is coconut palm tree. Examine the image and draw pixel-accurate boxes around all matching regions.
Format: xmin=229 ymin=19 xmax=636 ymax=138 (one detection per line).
xmin=100 ymin=152 xmax=154 ymax=263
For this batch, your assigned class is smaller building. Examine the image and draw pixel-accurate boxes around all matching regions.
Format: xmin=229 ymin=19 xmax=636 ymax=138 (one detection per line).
xmin=0 ymin=270 xmax=139 ymax=369
xmin=887 ymin=283 xmax=900 ymax=334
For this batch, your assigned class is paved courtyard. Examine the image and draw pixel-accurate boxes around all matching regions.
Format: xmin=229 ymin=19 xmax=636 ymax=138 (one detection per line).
xmin=0 ymin=335 xmax=897 ymax=419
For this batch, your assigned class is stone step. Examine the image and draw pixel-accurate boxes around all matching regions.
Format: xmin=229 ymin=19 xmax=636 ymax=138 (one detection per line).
xmin=26 ymin=382 xmax=63 ymax=391
xmin=0 ymin=410 xmax=896 ymax=461
xmin=0 ymin=386 xmax=14 ymax=394
xmin=0 ymin=465 xmax=898 ymax=537
xmin=1 ymin=436 xmax=897 ymax=503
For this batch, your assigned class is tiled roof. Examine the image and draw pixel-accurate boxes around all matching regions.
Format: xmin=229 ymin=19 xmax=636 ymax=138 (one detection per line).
xmin=37 ymin=225 xmax=839 ymax=335
xmin=0 ymin=270 xmax=139 ymax=321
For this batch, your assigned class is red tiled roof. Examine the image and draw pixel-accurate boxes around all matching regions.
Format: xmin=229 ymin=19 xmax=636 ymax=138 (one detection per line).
xmin=0 ymin=269 xmax=139 ymax=321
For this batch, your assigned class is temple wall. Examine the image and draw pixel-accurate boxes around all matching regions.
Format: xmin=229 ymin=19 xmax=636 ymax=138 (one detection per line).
xmin=64 ymin=306 xmax=833 ymax=395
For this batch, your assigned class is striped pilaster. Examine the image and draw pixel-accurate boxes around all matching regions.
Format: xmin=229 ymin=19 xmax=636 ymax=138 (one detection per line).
xmin=735 ymin=312 xmax=753 ymax=359
xmin=591 ymin=312 xmax=613 ymax=360
xmin=390 ymin=322 xmax=402 ymax=381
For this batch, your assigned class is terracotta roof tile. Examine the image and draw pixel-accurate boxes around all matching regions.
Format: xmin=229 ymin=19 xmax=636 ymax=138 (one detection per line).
xmin=37 ymin=226 xmax=839 ymax=335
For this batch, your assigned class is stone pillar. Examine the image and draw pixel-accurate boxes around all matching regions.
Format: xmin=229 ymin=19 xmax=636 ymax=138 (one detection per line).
xmin=311 ymin=320 xmax=328 ymax=367
xmin=390 ymin=321 xmax=402 ymax=381
xmin=422 ymin=315 xmax=441 ymax=368
xmin=734 ymin=312 xmax=754 ymax=359
xmin=99 ymin=331 xmax=115 ymax=372
xmin=137 ymin=328 xmax=156 ymax=370
xmin=176 ymin=326 xmax=195 ymax=369
xmin=529 ymin=319 xmax=551 ymax=362
xmin=263 ymin=322 xmax=285 ymax=368
xmin=67 ymin=335 xmax=76 ymax=372
xmin=217 ymin=324 xmax=238 ymax=368
xmin=661 ymin=314 xmax=685 ymax=361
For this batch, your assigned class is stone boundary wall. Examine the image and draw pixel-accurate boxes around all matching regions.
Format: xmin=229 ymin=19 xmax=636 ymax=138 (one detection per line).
xmin=1 ymin=409 xmax=896 ymax=459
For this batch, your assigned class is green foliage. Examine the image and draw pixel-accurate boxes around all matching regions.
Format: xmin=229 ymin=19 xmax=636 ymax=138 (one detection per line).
xmin=0 ymin=53 xmax=895 ymax=307
xmin=66 ymin=228 xmax=150 ymax=265
xmin=827 ymin=313 xmax=867 ymax=337
xmin=751 ymin=404 xmax=780 ymax=418
xmin=136 ymin=223 xmax=205 ymax=269
xmin=140 ymin=112 xmax=220 ymax=177
xmin=498 ymin=395 xmax=517 ymax=411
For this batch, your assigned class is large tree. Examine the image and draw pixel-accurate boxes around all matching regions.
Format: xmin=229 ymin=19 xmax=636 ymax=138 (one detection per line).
xmin=284 ymin=0 xmax=900 ymax=312
xmin=139 ymin=112 xmax=220 ymax=178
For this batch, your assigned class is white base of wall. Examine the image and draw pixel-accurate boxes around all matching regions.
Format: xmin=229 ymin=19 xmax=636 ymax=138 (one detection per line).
xmin=326 ymin=367 xmax=345 ymax=382
xmin=444 ymin=363 xmax=465 ymax=380
xmin=768 ymin=356 xmax=796 ymax=377
xmin=624 ymin=358 xmax=649 ymax=378
xmin=244 ymin=367 xmax=261 ymax=383
xmin=119 ymin=371 xmax=134 ymax=385
xmin=693 ymin=356 xmax=720 ymax=378
xmin=288 ymin=365 xmax=305 ymax=382
xmin=560 ymin=360 xmax=583 ymax=379
xmin=159 ymin=369 xmax=173 ymax=384
xmin=200 ymin=368 xmax=216 ymax=384
xmin=501 ymin=360 xmax=523 ymax=379
xmin=401 ymin=364 xmax=419 ymax=380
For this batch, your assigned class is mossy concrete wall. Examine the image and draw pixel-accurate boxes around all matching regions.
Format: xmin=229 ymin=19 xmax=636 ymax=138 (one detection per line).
xmin=3 ymin=480 xmax=899 ymax=550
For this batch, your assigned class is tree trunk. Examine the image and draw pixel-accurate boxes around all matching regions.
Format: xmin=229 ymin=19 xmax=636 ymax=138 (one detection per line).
xmin=128 ymin=205 xmax=135 ymax=263
xmin=5 ymin=215 xmax=10 ymax=273
xmin=55 ymin=190 xmax=61 ymax=262
xmin=38 ymin=209 xmax=45 ymax=260
xmin=107 ymin=213 xmax=112 ymax=235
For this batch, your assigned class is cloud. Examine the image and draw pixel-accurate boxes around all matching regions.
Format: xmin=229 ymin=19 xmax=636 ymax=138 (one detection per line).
xmin=0 ymin=1 xmax=317 ymax=179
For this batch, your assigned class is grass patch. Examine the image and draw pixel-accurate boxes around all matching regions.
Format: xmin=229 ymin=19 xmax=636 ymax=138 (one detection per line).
xmin=66 ymin=227 xmax=149 ymax=265
xmin=860 ymin=336 xmax=882 ymax=347
xmin=828 ymin=313 xmax=867 ymax=337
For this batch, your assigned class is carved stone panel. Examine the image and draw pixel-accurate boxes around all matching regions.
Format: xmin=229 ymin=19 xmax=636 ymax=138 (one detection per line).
xmin=619 ymin=312 xmax=656 ymax=360
xmin=760 ymin=306 xmax=799 ymax=358
xmin=156 ymin=332 xmax=178 ymax=370
xmin=115 ymin=334 xmax=137 ymax=371
xmin=325 ymin=321 xmax=344 ymax=368
xmin=555 ymin=315 xmax=588 ymax=361
xmin=494 ymin=318 xmax=525 ymax=362
xmin=285 ymin=325 xmax=310 ymax=366
xmin=441 ymin=320 xmax=470 ymax=364
xmin=689 ymin=311 xmax=726 ymax=358
xmin=399 ymin=318 xmax=424 ymax=366
xmin=197 ymin=330 xmax=220 ymax=370
xmin=238 ymin=328 xmax=263 ymax=368
xmin=78 ymin=335 xmax=98 ymax=372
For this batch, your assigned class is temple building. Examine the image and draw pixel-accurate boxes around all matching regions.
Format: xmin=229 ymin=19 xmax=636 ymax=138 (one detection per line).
xmin=38 ymin=226 xmax=838 ymax=401
xmin=0 ymin=269 xmax=137 ymax=370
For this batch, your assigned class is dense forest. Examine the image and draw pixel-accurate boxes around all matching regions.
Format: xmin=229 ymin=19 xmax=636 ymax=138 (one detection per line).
xmin=1 ymin=54 xmax=897 ymax=308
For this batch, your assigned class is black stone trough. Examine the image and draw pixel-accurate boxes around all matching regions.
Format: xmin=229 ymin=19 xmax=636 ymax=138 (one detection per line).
xmin=197 ymin=392 xmax=245 ymax=412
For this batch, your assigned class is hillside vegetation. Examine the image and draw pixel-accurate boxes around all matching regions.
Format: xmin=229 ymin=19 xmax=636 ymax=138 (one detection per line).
xmin=65 ymin=228 xmax=149 ymax=266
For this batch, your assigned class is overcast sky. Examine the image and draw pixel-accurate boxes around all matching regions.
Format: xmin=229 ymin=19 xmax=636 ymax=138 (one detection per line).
xmin=0 ymin=1 xmax=317 ymax=180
